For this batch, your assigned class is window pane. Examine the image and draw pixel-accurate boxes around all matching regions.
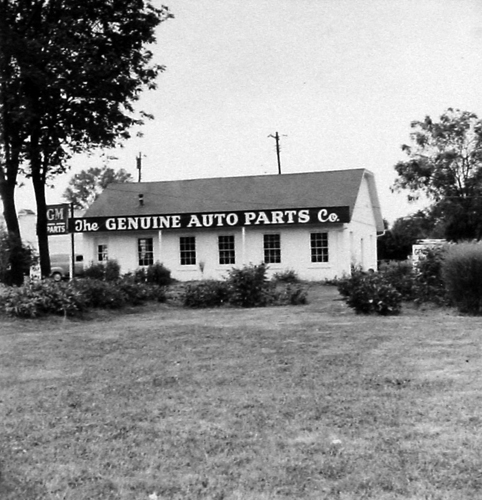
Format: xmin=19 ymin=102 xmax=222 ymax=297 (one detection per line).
xmin=180 ymin=236 xmax=196 ymax=265
xmin=138 ymin=238 xmax=154 ymax=266
xmin=264 ymin=234 xmax=281 ymax=264
xmin=219 ymin=235 xmax=235 ymax=265
xmin=311 ymin=232 xmax=328 ymax=263
xmin=97 ymin=244 xmax=108 ymax=262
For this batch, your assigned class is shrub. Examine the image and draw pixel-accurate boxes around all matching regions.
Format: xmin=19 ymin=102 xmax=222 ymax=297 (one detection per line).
xmin=132 ymin=267 xmax=147 ymax=283
xmin=73 ymin=278 xmax=127 ymax=309
xmin=83 ymin=262 xmax=106 ymax=280
xmin=337 ymin=268 xmax=402 ymax=315
xmin=412 ymin=246 xmax=448 ymax=305
xmin=376 ymin=250 xmax=448 ymax=307
xmin=147 ymin=285 xmax=167 ymax=303
xmin=0 ymin=281 xmax=85 ymax=318
xmin=0 ymin=285 xmax=41 ymax=318
xmin=272 ymin=269 xmax=300 ymax=283
xmin=0 ymin=274 xmax=168 ymax=318
xmin=83 ymin=260 xmax=120 ymax=281
xmin=181 ymin=264 xmax=309 ymax=309
xmin=274 ymin=283 xmax=308 ymax=305
xmin=117 ymin=276 xmax=167 ymax=305
xmin=226 ymin=263 xmax=271 ymax=308
xmin=146 ymin=262 xmax=172 ymax=287
xmin=287 ymin=285 xmax=308 ymax=305
xmin=182 ymin=276 xmax=309 ymax=309
xmin=442 ymin=242 xmax=482 ymax=314
xmin=183 ymin=280 xmax=230 ymax=308
xmin=379 ymin=260 xmax=415 ymax=300
xmin=36 ymin=280 xmax=86 ymax=316
xmin=104 ymin=260 xmax=121 ymax=281
xmin=130 ymin=263 xmax=171 ymax=286
xmin=115 ymin=279 xmax=149 ymax=306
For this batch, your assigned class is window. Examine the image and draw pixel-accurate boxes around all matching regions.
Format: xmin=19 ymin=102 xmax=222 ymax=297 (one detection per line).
xmin=219 ymin=235 xmax=235 ymax=265
xmin=138 ymin=238 xmax=154 ymax=266
xmin=264 ymin=234 xmax=281 ymax=264
xmin=97 ymin=244 xmax=108 ymax=262
xmin=180 ymin=236 xmax=196 ymax=265
xmin=311 ymin=232 xmax=328 ymax=263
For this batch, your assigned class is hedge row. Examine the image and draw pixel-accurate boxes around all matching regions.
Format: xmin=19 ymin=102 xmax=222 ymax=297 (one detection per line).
xmin=183 ymin=264 xmax=307 ymax=308
xmin=0 ymin=277 xmax=166 ymax=318
xmin=338 ymin=242 xmax=482 ymax=315
xmin=83 ymin=260 xmax=172 ymax=287
xmin=0 ymin=263 xmax=308 ymax=318
xmin=443 ymin=243 xmax=482 ymax=314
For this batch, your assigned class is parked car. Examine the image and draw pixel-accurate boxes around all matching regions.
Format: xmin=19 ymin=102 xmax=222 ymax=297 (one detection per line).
xmin=50 ymin=254 xmax=84 ymax=281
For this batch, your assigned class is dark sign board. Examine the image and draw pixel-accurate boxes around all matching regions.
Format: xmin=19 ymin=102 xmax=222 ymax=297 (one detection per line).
xmin=47 ymin=204 xmax=70 ymax=235
xmin=69 ymin=206 xmax=350 ymax=233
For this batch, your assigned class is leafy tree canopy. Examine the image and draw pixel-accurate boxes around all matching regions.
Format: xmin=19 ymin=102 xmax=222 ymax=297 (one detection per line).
xmin=392 ymin=108 xmax=482 ymax=241
xmin=0 ymin=0 xmax=172 ymax=277
xmin=2 ymin=0 xmax=172 ymax=173
xmin=377 ymin=211 xmax=445 ymax=261
xmin=64 ymin=165 xmax=133 ymax=209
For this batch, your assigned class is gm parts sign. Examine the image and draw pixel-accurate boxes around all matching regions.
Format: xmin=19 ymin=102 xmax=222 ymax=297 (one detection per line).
xmin=47 ymin=204 xmax=69 ymax=235
xmin=70 ymin=206 xmax=350 ymax=233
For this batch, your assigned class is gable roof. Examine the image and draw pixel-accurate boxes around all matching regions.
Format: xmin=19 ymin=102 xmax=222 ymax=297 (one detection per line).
xmin=84 ymin=168 xmax=384 ymax=232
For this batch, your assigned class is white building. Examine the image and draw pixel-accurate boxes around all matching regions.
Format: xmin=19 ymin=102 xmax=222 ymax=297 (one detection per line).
xmin=71 ymin=169 xmax=384 ymax=281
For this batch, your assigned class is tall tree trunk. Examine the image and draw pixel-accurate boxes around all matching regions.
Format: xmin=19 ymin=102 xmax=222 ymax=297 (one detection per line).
xmin=25 ymin=65 xmax=51 ymax=279
xmin=31 ymin=167 xmax=50 ymax=278
xmin=0 ymin=171 xmax=20 ymax=237
xmin=28 ymin=109 xmax=51 ymax=278
xmin=0 ymin=177 xmax=25 ymax=286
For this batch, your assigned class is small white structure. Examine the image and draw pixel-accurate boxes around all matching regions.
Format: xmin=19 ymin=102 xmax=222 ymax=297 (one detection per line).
xmin=412 ymin=239 xmax=447 ymax=266
xmin=71 ymin=169 xmax=384 ymax=281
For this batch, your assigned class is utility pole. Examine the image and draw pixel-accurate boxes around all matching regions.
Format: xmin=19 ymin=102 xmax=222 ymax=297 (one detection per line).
xmin=136 ymin=152 xmax=142 ymax=182
xmin=268 ymin=132 xmax=282 ymax=174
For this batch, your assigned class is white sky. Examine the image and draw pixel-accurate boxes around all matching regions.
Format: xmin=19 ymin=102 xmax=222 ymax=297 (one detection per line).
xmin=16 ymin=0 xmax=482 ymax=223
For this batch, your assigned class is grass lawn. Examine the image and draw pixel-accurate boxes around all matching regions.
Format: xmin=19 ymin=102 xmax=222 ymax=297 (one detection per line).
xmin=1 ymin=284 xmax=481 ymax=499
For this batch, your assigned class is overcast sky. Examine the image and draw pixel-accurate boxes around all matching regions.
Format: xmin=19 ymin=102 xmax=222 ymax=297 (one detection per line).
xmin=16 ymin=0 xmax=482 ymax=223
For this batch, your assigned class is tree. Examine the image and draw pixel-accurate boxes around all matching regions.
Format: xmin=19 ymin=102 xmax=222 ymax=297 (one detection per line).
xmin=0 ymin=0 xmax=30 ymax=284
xmin=0 ymin=227 xmax=36 ymax=285
xmin=0 ymin=1 xmax=172 ymax=278
xmin=392 ymin=108 xmax=482 ymax=241
xmin=377 ymin=211 xmax=444 ymax=261
xmin=64 ymin=165 xmax=133 ymax=210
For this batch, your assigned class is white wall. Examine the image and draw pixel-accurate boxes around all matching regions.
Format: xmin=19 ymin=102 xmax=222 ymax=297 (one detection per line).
xmin=241 ymin=225 xmax=348 ymax=281
xmin=83 ymin=224 xmax=352 ymax=281
xmin=347 ymin=175 xmax=378 ymax=271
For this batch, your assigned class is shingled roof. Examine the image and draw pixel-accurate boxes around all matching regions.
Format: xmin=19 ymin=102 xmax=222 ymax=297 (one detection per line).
xmin=84 ymin=168 xmax=384 ymax=232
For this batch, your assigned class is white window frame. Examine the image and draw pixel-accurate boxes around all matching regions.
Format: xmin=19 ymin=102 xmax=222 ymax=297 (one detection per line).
xmin=264 ymin=233 xmax=281 ymax=264
xmin=97 ymin=244 xmax=108 ymax=262
xmin=180 ymin=236 xmax=196 ymax=266
xmin=218 ymin=235 xmax=235 ymax=265
xmin=310 ymin=232 xmax=329 ymax=263
xmin=138 ymin=237 xmax=154 ymax=266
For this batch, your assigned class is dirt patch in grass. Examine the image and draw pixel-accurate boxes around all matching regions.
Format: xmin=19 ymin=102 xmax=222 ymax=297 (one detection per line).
xmin=1 ymin=284 xmax=481 ymax=499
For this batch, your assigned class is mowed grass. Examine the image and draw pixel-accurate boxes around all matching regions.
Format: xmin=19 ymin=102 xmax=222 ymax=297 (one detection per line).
xmin=1 ymin=285 xmax=481 ymax=500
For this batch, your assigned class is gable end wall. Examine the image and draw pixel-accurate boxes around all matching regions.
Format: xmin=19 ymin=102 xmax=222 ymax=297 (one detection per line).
xmin=346 ymin=175 xmax=378 ymax=271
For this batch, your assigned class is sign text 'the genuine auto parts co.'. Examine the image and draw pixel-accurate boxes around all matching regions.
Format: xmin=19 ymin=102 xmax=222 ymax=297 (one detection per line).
xmin=69 ymin=207 xmax=350 ymax=233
